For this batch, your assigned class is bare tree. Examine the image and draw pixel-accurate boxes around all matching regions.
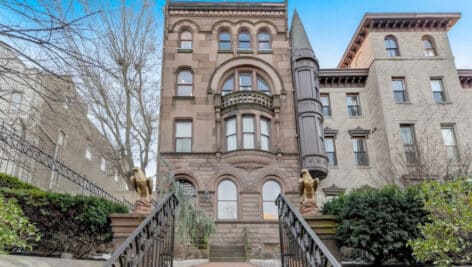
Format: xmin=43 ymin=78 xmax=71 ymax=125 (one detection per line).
xmin=382 ymin=117 xmax=472 ymax=186
xmin=59 ymin=0 xmax=160 ymax=181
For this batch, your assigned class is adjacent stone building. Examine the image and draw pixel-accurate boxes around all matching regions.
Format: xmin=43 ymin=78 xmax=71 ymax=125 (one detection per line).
xmin=0 ymin=44 xmax=129 ymax=197
xmin=159 ymin=0 xmax=472 ymax=254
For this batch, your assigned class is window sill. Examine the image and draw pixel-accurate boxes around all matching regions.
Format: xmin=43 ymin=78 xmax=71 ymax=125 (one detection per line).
xmin=355 ymin=165 xmax=371 ymax=169
xmin=218 ymin=49 xmax=233 ymax=54
xmin=395 ymin=101 xmax=412 ymax=104
xmin=172 ymin=96 xmax=195 ymax=103
xmin=348 ymin=115 xmax=365 ymax=118
xmin=435 ymin=101 xmax=452 ymax=105
xmin=177 ymin=48 xmax=193 ymax=53
xmin=258 ymin=49 xmax=273 ymax=54
xmin=237 ymin=49 xmax=253 ymax=54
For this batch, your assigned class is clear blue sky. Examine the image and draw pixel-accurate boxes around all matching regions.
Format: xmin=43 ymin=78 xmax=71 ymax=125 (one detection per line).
xmin=157 ymin=0 xmax=472 ymax=69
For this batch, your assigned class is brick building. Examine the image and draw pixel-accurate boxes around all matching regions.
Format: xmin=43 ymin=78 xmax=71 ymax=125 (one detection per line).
xmin=158 ymin=1 xmax=472 ymax=254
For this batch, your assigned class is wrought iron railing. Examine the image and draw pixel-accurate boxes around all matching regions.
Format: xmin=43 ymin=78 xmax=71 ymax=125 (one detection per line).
xmin=276 ymin=193 xmax=341 ymax=267
xmin=221 ymin=90 xmax=273 ymax=110
xmin=105 ymin=192 xmax=179 ymax=267
xmin=0 ymin=121 xmax=133 ymax=209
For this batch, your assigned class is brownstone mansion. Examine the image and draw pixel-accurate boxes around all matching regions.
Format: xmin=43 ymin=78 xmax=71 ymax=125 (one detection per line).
xmin=158 ymin=0 xmax=472 ymax=254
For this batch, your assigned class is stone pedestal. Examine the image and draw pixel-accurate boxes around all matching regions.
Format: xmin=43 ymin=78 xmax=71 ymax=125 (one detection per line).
xmin=109 ymin=213 xmax=147 ymax=250
xmin=304 ymin=215 xmax=341 ymax=262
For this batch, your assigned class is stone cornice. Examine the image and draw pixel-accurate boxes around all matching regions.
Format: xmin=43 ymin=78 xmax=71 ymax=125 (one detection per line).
xmin=458 ymin=69 xmax=472 ymax=89
xmin=339 ymin=13 xmax=461 ymax=69
xmin=348 ymin=126 xmax=371 ymax=138
xmin=167 ymin=1 xmax=286 ymax=17
xmin=319 ymin=68 xmax=368 ymax=88
xmin=322 ymin=184 xmax=346 ymax=196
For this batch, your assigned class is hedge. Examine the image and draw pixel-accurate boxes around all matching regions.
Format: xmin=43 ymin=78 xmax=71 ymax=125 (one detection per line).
xmin=0 ymin=173 xmax=128 ymax=258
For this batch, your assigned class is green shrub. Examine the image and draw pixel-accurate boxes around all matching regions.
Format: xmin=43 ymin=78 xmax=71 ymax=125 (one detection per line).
xmin=408 ymin=177 xmax=472 ymax=266
xmin=0 ymin=173 xmax=38 ymax=190
xmin=0 ymin=195 xmax=40 ymax=254
xmin=322 ymin=186 xmax=428 ymax=265
xmin=0 ymin=173 xmax=128 ymax=257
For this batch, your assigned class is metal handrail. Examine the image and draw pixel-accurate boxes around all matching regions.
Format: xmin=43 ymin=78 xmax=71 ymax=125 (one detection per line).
xmin=276 ymin=193 xmax=341 ymax=267
xmin=0 ymin=121 xmax=133 ymax=209
xmin=105 ymin=192 xmax=179 ymax=267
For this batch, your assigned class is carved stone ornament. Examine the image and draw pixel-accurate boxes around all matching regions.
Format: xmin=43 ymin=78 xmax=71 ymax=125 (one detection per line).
xmin=298 ymin=168 xmax=320 ymax=216
xmin=129 ymin=167 xmax=153 ymax=214
xmin=234 ymin=163 xmax=264 ymax=172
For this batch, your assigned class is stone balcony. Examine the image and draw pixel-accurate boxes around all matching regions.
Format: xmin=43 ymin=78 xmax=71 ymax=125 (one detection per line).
xmin=214 ymin=91 xmax=280 ymax=113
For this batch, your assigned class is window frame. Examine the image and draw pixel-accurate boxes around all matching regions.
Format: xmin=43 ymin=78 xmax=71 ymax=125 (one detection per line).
xmin=430 ymin=78 xmax=447 ymax=103
xmin=100 ymin=157 xmax=106 ymax=172
xmin=441 ymin=124 xmax=460 ymax=163
xmin=178 ymin=29 xmax=193 ymax=49
xmin=85 ymin=145 xmax=92 ymax=160
xmin=346 ymin=93 xmax=362 ymax=117
xmin=262 ymin=180 xmax=281 ymax=220
xmin=257 ymin=29 xmax=271 ymax=50
xmin=176 ymin=69 xmax=193 ymax=97
xmin=392 ymin=78 xmax=409 ymax=103
xmin=320 ymin=93 xmax=332 ymax=117
xmin=422 ymin=35 xmax=437 ymax=57
xmin=175 ymin=120 xmax=193 ymax=153
xmin=260 ymin=117 xmax=271 ymax=151
xmin=238 ymin=29 xmax=252 ymax=50
xmin=352 ymin=137 xmax=369 ymax=166
xmin=225 ymin=117 xmax=237 ymax=151
xmin=242 ymin=115 xmax=255 ymax=149
xmin=324 ymin=137 xmax=337 ymax=166
xmin=220 ymin=68 xmax=272 ymax=95
xmin=400 ymin=124 xmax=418 ymax=164
xmin=218 ymin=29 xmax=232 ymax=50
xmin=384 ymin=35 xmax=400 ymax=57
xmin=217 ymin=179 xmax=238 ymax=220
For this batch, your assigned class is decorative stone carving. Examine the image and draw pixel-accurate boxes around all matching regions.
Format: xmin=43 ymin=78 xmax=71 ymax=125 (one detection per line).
xmin=129 ymin=167 xmax=153 ymax=215
xmin=298 ymin=168 xmax=320 ymax=216
xmin=235 ymin=163 xmax=264 ymax=172
xmin=322 ymin=184 xmax=346 ymax=197
xmin=348 ymin=126 xmax=371 ymax=138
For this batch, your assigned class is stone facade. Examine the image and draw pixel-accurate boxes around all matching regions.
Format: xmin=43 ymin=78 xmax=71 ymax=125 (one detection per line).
xmin=159 ymin=2 xmax=472 ymax=254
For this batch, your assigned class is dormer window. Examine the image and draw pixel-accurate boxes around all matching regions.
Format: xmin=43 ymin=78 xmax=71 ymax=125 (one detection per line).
xmin=179 ymin=29 xmax=192 ymax=49
xmin=238 ymin=29 xmax=251 ymax=50
xmin=422 ymin=35 xmax=437 ymax=56
xmin=384 ymin=35 xmax=399 ymax=57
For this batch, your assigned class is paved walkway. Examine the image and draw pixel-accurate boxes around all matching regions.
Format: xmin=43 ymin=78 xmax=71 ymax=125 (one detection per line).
xmin=197 ymin=263 xmax=255 ymax=267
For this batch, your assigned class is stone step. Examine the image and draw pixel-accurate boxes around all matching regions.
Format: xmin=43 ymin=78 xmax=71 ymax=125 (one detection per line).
xmin=209 ymin=245 xmax=247 ymax=262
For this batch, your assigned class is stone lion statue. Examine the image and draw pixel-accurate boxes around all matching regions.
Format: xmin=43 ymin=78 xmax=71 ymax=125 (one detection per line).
xmin=130 ymin=167 xmax=153 ymax=200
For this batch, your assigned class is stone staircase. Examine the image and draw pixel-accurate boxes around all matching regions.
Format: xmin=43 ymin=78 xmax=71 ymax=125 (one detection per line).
xmin=209 ymin=245 xmax=247 ymax=262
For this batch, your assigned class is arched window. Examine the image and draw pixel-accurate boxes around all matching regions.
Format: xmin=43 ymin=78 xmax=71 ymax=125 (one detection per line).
xmin=384 ymin=35 xmax=399 ymax=57
xmin=179 ymin=30 xmax=192 ymax=49
xmin=262 ymin=180 xmax=281 ymax=220
xmin=217 ymin=180 xmax=237 ymax=220
xmin=222 ymin=75 xmax=234 ymax=96
xmin=257 ymin=75 xmax=270 ymax=95
xmin=257 ymin=29 xmax=271 ymax=50
xmin=219 ymin=30 xmax=231 ymax=50
xmin=238 ymin=29 xmax=251 ymax=50
xmin=220 ymin=69 xmax=271 ymax=95
xmin=176 ymin=70 xmax=192 ymax=96
xmin=422 ymin=36 xmax=437 ymax=56
xmin=177 ymin=179 xmax=197 ymax=204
